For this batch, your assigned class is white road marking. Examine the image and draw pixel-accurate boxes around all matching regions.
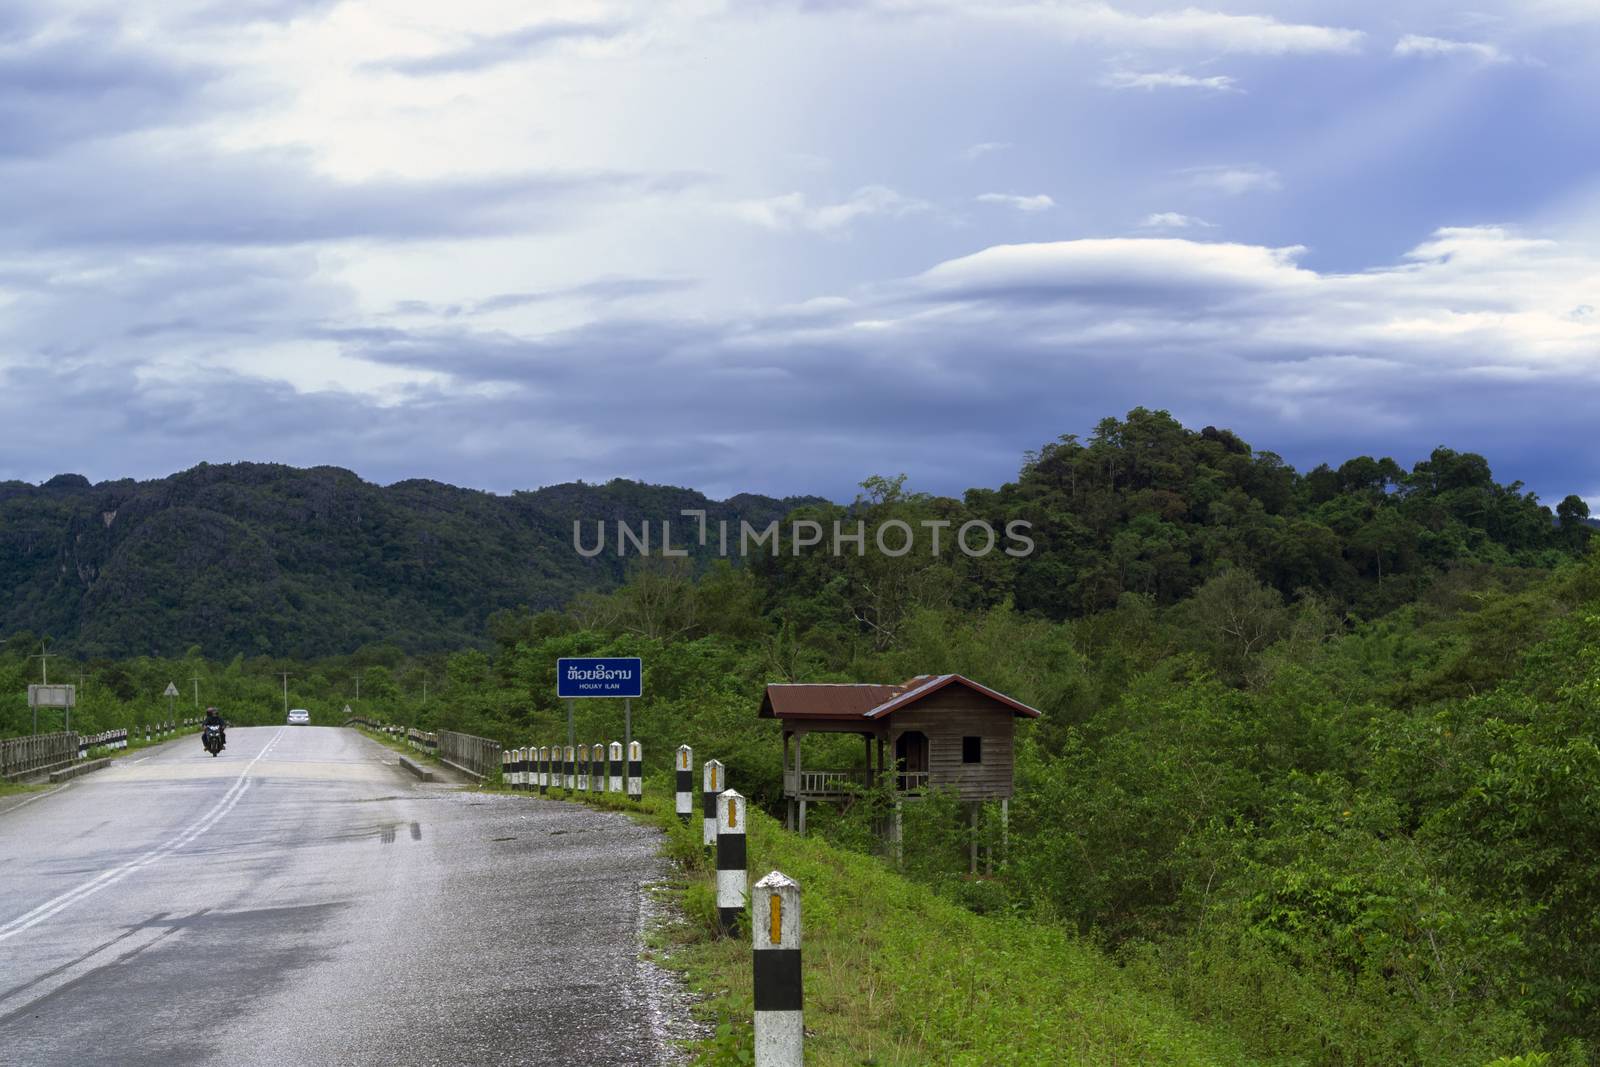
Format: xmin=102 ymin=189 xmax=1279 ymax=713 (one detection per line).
xmin=0 ymin=784 xmax=70 ymax=816
xmin=0 ymin=728 xmax=287 ymax=944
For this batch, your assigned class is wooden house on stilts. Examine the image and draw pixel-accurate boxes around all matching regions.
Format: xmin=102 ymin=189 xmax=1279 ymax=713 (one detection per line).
xmin=759 ymin=674 xmax=1040 ymax=869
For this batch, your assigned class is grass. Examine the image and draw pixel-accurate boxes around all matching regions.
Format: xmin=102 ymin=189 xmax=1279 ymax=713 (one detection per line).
xmin=0 ymin=779 xmax=49 ymax=798
xmin=517 ymin=774 xmax=1268 ymax=1067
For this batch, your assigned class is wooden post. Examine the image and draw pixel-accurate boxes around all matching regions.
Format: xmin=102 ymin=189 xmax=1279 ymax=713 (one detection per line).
xmin=716 ymin=789 xmax=747 ymax=937
xmin=783 ymin=732 xmax=793 ymax=831
xmin=969 ymin=803 xmax=979 ymax=875
xmin=793 ymin=731 xmax=804 ymax=836
xmin=753 ymin=871 xmax=803 ymax=1067
xmin=1001 ymin=797 xmax=1009 ymax=862
xmin=892 ymin=798 xmax=903 ymax=868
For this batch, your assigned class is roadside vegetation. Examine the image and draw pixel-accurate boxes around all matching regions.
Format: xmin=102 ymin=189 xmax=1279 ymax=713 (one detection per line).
xmin=5 ymin=410 xmax=1598 ymax=1063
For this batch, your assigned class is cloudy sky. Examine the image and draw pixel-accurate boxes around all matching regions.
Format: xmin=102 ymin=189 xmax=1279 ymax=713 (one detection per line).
xmin=1 ymin=0 xmax=1597 ymax=504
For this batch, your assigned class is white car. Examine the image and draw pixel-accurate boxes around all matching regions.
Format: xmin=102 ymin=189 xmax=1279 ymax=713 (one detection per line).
xmin=287 ymin=708 xmax=311 ymax=725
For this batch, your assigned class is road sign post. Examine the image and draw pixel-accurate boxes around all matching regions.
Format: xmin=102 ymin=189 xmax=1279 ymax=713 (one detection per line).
xmin=27 ymin=684 xmax=76 ymax=737
xmin=555 ymin=658 xmax=643 ymax=786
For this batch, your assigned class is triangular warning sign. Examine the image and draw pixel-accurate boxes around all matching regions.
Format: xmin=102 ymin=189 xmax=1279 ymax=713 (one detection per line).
xmin=163 ymin=682 xmax=179 ymax=697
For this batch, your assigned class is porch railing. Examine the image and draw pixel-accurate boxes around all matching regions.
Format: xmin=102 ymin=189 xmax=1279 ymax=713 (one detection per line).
xmin=784 ymin=768 xmax=929 ymax=796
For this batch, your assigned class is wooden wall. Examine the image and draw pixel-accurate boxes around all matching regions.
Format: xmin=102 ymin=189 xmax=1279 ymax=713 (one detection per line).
xmin=886 ymin=686 xmax=1016 ymax=800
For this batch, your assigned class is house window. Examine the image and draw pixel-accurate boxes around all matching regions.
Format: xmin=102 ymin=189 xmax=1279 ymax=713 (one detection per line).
xmin=962 ymin=736 xmax=982 ymax=764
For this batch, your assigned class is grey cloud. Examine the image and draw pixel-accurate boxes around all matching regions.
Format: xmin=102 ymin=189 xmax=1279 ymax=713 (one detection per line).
xmin=373 ymin=21 xmax=628 ymax=76
xmin=3 ymin=291 xmax=1596 ymax=505
xmin=0 ymin=144 xmax=692 ymax=248
xmin=181 ymin=0 xmax=346 ymax=26
xmin=0 ymin=22 xmax=227 ymax=157
xmin=474 ymin=278 xmax=699 ymax=312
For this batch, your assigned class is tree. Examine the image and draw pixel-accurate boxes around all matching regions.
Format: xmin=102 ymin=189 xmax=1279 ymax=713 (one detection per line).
xmin=1557 ymin=494 xmax=1592 ymax=554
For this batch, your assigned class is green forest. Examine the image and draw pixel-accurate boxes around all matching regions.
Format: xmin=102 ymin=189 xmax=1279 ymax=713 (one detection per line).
xmin=5 ymin=408 xmax=1599 ymax=1064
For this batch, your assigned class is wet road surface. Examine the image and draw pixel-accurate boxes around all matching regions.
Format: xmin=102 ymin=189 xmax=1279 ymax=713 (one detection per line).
xmin=0 ymin=726 xmax=688 ymax=1066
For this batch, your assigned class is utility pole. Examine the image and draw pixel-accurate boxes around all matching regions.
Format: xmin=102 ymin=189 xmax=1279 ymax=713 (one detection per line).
xmin=29 ymin=640 xmax=57 ymax=735
xmin=191 ymin=674 xmax=201 ymax=709
xmin=354 ymin=675 xmax=361 ymax=703
xmin=421 ymin=679 xmax=428 ymax=705
xmin=31 ymin=640 xmax=56 ymax=684
xmin=279 ymin=672 xmax=291 ymax=715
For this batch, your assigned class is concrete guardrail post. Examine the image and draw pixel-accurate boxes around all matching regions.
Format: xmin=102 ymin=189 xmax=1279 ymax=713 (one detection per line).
xmin=592 ymin=740 xmax=606 ymax=793
xmin=753 ymin=871 xmax=803 ymax=1067
xmin=716 ymin=789 xmax=747 ymax=936
xmin=675 ymin=745 xmax=693 ymax=822
xmin=563 ymin=745 xmax=575 ymax=791
xmin=627 ymin=741 xmax=642 ymax=800
xmin=608 ymin=742 xmax=623 ymax=792
xmin=703 ymin=759 xmax=725 ymax=847
xmin=538 ymin=746 xmax=549 ymax=794
xmin=579 ymin=744 xmax=592 ymax=792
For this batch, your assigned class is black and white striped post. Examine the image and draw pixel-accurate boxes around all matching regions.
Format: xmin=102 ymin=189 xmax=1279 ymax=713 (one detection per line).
xmin=753 ymin=871 xmax=803 ymax=1067
xmin=516 ymin=748 xmax=529 ymax=790
xmin=537 ymin=746 xmax=549 ymax=794
xmin=564 ymin=744 xmax=575 ymax=790
xmin=627 ymin=741 xmax=642 ymax=800
xmin=703 ymin=759 xmax=725 ymax=847
xmin=577 ymin=744 xmax=590 ymax=792
xmin=592 ymin=740 xmax=606 ymax=793
xmin=609 ymin=742 xmax=623 ymax=792
xmin=675 ymin=745 xmax=694 ymax=822
xmin=715 ymin=789 xmax=747 ymax=936
xmin=501 ymin=749 xmax=511 ymax=787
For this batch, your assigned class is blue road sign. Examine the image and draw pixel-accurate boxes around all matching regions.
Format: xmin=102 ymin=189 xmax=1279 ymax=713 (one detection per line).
xmin=557 ymin=657 xmax=643 ymax=699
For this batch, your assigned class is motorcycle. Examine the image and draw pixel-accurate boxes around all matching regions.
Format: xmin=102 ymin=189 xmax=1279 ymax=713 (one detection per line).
xmin=202 ymin=723 xmax=226 ymax=757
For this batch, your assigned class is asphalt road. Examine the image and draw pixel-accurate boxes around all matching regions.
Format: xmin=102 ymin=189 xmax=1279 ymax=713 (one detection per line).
xmin=0 ymin=726 xmax=692 ymax=1066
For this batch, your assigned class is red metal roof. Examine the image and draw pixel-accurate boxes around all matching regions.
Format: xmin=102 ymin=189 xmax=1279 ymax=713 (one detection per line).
xmin=759 ymin=683 xmax=905 ymax=720
xmin=759 ymin=674 xmax=1041 ymax=722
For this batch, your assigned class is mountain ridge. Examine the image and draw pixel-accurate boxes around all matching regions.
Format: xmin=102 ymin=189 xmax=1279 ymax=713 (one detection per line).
xmin=0 ymin=461 xmax=823 ymax=658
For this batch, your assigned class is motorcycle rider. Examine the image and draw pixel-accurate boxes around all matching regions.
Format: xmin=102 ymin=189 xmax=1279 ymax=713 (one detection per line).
xmin=202 ymin=706 xmax=226 ymax=750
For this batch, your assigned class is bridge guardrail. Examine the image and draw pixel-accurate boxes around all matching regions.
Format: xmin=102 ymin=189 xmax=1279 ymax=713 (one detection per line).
xmin=1 ymin=732 xmax=77 ymax=782
xmin=437 ymin=730 xmax=501 ymax=781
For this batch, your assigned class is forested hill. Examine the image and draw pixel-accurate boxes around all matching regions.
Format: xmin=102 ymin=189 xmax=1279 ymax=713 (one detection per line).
xmin=1 ymin=409 xmax=1593 ymax=659
xmin=0 ymin=463 xmax=818 ymax=658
